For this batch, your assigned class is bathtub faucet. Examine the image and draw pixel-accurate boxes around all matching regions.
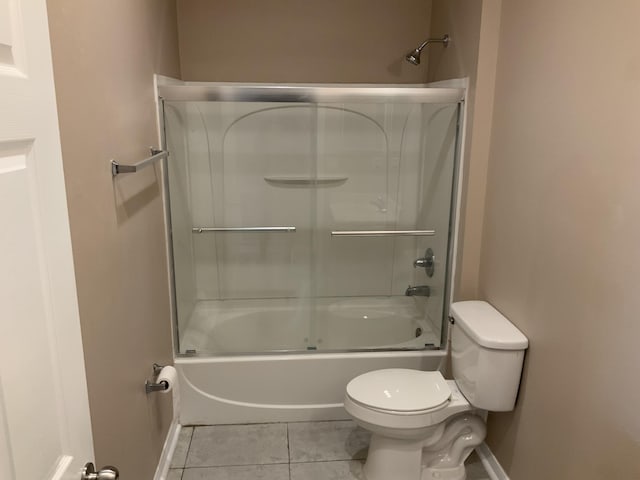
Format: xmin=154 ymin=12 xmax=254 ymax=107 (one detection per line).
xmin=405 ymin=285 xmax=430 ymax=297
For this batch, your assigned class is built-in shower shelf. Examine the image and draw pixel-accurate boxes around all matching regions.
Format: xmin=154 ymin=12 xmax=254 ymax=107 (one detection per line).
xmin=264 ymin=176 xmax=348 ymax=187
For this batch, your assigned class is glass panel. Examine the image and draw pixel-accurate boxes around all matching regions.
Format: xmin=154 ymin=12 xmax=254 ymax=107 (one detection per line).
xmin=312 ymin=102 xmax=458 ymax=351
xmin=163 ymin=89 xmax=460 ymax=356
xmin=165 ymin=101 xmax=316 ymax=354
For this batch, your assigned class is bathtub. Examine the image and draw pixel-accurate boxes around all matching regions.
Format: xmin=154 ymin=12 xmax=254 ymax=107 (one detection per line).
xmin=176 ymin=296 xmax=446 ymax=424
xmin=177 ymin=351 xmax=445 ymax=424
xmin=180 ymin=296 xmax=441 ymax=353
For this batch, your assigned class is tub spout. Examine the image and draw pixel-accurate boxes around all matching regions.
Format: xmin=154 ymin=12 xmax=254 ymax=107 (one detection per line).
xmin=405 ymin=285 xmax=430 ymax=297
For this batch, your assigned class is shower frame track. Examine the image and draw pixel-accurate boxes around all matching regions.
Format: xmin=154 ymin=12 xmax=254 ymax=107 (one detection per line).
xmin=158 ymin=82 xmax=465 ymax=104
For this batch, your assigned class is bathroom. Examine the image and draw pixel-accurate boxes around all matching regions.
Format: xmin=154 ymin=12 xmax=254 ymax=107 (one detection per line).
xmin=1 ymin=1 xmax=639 ymax=480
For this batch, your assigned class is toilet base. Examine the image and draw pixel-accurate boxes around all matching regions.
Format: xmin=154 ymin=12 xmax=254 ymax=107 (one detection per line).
xmin=363 ymin=435 xmax=424 ymax=480
xmin=361 ymin=413 xmax=486 ymax=480
xmin=422 ymin=465 xmax=466 ymax=480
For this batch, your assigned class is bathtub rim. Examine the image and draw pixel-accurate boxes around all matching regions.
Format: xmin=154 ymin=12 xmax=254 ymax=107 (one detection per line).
xmin=176 ymin=346 xmax=443 ymax=359
xmin=175 ymin=347 xmax=445 ymax=362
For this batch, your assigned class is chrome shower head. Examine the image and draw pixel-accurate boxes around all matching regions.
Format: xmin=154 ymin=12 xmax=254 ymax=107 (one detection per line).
xmin=405 ymin=49 xmax=422 ymax=65
xmin=405 ymin=34 xmax=449 ymax=66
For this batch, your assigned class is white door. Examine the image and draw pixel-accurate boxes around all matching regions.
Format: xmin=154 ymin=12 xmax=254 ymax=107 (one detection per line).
xmin=0 ymin=0 xmax=95 ymax=479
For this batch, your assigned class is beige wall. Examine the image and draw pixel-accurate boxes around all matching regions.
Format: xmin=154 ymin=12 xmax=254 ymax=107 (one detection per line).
xmin=176 ymin=0 xmax=433 ymax=83
xmin=481 ymin=1 xmax=640 ymax=478
xmin=428 ymin=0 xmax=501 ymax=300
xmin=46 ymin=1 xmax=181 ymax=478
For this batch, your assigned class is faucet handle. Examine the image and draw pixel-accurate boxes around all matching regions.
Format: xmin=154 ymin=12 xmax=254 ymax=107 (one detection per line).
xmin=413 ymin=248 xmax=435 ymax=277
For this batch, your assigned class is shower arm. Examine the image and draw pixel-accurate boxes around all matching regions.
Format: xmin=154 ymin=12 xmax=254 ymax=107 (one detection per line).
xmin=415 ymin=34 xmax=450 ymax=53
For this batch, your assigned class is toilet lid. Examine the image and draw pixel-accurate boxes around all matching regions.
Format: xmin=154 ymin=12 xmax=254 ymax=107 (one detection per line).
xmin=346 ymin=369 xmax=451 ymax=412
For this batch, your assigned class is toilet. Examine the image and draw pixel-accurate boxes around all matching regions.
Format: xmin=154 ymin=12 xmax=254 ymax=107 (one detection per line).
xmin=344 ymin=301 xmax=528 ymax=480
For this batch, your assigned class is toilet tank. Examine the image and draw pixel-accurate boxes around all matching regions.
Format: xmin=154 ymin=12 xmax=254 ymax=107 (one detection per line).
xmin=450 ymin=301 xmax=528 ymax=411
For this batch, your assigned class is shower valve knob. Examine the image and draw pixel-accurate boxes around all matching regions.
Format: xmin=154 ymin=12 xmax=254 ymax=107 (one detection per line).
xmin=414 ymin=248 xmax=435 ymax=277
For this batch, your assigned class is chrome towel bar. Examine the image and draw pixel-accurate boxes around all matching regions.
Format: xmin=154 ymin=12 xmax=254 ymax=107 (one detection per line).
xmin=111 ymin=148 xmax=168 ymax=176
xmin=192 ymin=226 xmax=296 ymax=233
xmin=331 ymin=230 xmax=436 ymax=237
xmin=191 ymin=227 xmax=433 ymax=236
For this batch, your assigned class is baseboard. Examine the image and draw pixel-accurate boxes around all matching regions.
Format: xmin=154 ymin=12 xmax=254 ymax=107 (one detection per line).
xmin=153 ymin=419 xmax=181 ymax=480
xmin=476 ymin=442 xmax=510 ymax=480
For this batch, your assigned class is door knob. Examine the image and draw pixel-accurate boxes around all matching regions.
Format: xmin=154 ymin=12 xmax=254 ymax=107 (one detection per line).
xmin=81 ymin=463 xmax=119 ymax=480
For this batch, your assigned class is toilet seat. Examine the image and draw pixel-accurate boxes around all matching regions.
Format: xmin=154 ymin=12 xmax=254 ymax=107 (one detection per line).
xmin=346 ymin=369 xmax=451 ymax=414
xmin=344 ymin=373 xmax=472 ymax=434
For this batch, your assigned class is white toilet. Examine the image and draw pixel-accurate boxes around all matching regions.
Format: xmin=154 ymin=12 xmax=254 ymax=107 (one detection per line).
xmin=344 ymin=301 xmax=528 ymax=480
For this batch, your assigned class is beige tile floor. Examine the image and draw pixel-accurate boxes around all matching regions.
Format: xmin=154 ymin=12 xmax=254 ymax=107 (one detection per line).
xmin=168 ymin=420 xmax=490 ymax=480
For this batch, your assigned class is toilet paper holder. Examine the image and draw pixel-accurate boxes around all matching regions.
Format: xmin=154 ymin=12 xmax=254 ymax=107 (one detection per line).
xmin=145 ymin=363 xmax=169 ymax=394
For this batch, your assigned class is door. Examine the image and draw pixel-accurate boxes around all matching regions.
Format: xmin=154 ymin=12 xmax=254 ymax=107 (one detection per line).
xmin=0 ymin=0 xmax=94 ymax=479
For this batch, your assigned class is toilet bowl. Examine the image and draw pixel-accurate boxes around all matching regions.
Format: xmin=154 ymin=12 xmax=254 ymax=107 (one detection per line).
xmin=344 ymin=301 xmax=528 ymax=480
xmin=345 ymin=369 xmax=485 ymax=480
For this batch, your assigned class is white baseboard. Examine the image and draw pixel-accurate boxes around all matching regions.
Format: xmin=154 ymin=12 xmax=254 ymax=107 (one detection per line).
xmin=153 ymin=419 xmax=181 ymax=480
xmin=154 ymin=364 xmax=182 ymax=480
xmin=476 ymin=442 xmax=510 ymax=480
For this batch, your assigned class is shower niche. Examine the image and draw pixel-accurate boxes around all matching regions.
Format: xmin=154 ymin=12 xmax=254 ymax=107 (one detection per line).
xmin=161 ymin=83 xmax=462 ymax=356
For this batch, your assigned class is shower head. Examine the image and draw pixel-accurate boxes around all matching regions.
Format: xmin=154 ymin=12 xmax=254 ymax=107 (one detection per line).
xmin=405 ymin=34 xmax=449 ymax=66
xmin=405 ymin=49 xmax=422 ymax=65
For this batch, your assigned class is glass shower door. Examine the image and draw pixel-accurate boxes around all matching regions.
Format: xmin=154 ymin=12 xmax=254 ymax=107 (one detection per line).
xmin=312 ymin=101 xmax=459 ymax=350
xmin=162 ymin=84 xmax=463 ymax=356
xmin=165 ymin=101 xmax=318 ymax=354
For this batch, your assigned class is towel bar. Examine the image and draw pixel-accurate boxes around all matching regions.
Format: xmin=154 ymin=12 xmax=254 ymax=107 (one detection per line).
xmin=192 ymin=226 xmax=296 ymax=233
xmin=331 ymin=230 xmax=436 ymax=237
xmin=111 ymin=148 xmax=168 ymax=176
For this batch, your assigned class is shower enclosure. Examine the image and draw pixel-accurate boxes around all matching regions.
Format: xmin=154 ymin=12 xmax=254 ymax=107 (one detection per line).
xmin=158 ymin=80 xmax=464 ymax=424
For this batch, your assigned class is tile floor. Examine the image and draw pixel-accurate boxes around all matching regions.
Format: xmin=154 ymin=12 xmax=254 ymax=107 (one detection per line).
xmin=168 ymin=420 xmax=490 ymax=480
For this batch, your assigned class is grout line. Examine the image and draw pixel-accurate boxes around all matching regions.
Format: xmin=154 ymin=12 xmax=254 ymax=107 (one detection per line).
xmin=181 ymin=459 xmax=362 ymax=469
xmin=182 ymin=463 xmax=290 ymax=469
xmin=289 ymin=458 xmax=365 ymax=464
xmin=182 ymin=426 xmax=195 ymax=469
xmin=284 ymin=419 xmax=354 ymax=425
xmin=182 ymin=419 xmax=353 ymax=428
xmin=181 ymin=421 xmax=289 ymax=427
xmin=286 ymin=422 xmax=292 ymax=480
